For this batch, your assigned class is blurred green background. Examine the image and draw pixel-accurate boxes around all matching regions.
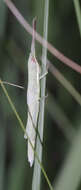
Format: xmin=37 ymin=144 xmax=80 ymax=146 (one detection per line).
xmin=0 ymin=0 xmax=81 ymax=190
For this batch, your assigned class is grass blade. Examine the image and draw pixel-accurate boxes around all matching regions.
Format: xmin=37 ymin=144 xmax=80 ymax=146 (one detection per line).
xmin=73 ymin=0 xmax=81 ymax=36
xmin=32 ymin=0 xmax=49 ymax=189
xmin=0 ymin=79 xmax=53 ymax=190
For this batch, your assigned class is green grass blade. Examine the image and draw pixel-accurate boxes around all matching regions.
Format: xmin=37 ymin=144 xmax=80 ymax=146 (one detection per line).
xmin=32 ymin=0 xmax=49 ymax=189
xmin=73 ymin=0 xmax=81 ymax=36
xmin=0 ymin=79 xmax=53 ymax=190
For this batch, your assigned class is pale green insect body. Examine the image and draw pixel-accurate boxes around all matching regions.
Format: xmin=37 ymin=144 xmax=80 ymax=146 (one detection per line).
xmin=24 ymin=52 xmax=40 ymax=167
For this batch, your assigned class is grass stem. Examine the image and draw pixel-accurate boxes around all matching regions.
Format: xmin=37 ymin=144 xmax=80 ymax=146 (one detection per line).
xmin=32 ymin=0 xmax=49 ymax=189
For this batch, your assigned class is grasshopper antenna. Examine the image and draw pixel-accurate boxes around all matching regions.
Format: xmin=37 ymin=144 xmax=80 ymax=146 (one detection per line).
xmin=31 ymin=17 xmax=37 ymax=56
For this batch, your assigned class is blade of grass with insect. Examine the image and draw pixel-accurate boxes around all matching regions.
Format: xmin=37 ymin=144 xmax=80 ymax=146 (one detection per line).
xmin=24 ymin=18 xmax=40 ymax=167
xmin=0 ymin=79 xmax=53 ymax=190
xmin=5 ymin=38 xmax=78 ymax=143
xmin=32 ymin=0 xmax=49 ymax=189
xmin=73 ymin=0 xmax=81 ymax=37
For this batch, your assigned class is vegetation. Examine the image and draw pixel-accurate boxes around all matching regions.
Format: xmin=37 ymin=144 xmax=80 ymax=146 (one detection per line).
xmin=0 ymin=0 xmax=81 ymax=189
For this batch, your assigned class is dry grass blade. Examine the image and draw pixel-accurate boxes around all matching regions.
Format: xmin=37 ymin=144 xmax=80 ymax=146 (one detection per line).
xmin=4 ymin=0 xmax=81 ymax=74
